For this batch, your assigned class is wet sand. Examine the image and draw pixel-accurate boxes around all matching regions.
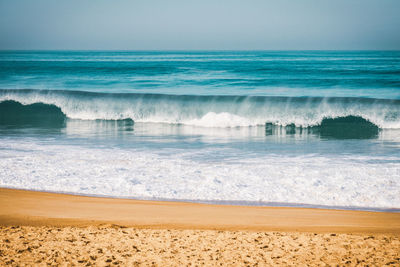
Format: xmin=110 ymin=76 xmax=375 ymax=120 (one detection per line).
xmin=1 ymin=188 xmax=399 ymax=265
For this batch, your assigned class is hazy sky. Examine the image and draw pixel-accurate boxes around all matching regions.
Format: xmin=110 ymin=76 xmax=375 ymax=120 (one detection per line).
xmin=0 ymin=0 xmax=399 ymax=50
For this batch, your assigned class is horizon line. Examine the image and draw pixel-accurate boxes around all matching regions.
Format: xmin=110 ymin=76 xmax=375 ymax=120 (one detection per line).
xmin=1 ymin=49 xmax=400 ymax=52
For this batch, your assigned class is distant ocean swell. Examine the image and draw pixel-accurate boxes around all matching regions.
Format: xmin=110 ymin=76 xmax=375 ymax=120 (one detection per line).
xmin=1 ymin=89 xmax=399 ymax=129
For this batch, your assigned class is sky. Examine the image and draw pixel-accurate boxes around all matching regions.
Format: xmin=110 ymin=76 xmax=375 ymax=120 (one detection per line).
xmin=0 ymin=0 xmax=399 ymax=50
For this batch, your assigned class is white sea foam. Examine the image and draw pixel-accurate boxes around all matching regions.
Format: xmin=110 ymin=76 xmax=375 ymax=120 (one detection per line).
xmin=0 ymin=139 xmax=399 ymax=209
xmin=184 ymin=112 xmax=258 ymax=127
xmin=1 ymin=89 xmax=399 ymax=128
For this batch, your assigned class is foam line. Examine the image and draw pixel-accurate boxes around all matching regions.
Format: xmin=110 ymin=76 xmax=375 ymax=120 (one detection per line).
xmin=0 ymin=89 xmax=399 ymax=128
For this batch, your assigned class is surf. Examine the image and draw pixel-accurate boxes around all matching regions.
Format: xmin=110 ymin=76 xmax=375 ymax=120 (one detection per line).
xmin=1 ymin=89 xmax=399 ymax=129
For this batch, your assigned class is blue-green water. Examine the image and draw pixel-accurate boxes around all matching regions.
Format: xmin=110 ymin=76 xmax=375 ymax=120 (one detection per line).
xmin=0 ymin=51 xmax=399 ymax=210
xmin=1 ymin=51 xmax=400 ymax=98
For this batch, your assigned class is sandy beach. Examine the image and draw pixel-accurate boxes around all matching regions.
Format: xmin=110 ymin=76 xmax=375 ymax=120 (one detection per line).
xmin=1 ymin=188 xmax=399 ymax=265
xmin=2 ymin=0 xmax=400 ymax=265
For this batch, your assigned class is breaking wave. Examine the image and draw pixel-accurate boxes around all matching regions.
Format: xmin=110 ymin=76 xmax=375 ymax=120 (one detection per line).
xmin=0 ymin=89 xmax=399 ymax=130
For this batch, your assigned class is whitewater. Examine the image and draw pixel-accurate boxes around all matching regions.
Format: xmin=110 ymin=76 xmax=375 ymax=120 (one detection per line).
xmin=0 ymin=51 xmax=399 ymax=210
xmin=1 ymin=89 xmax=399 ymax=129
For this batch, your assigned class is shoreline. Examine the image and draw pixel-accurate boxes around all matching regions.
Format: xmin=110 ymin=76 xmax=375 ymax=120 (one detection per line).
xmin=1 ymin=188 xmax=399 ymax=233
xmin=1 ymin=187 xmax=400 ymax=265
xmin=3 ymin=187 xmax=399 ymax=213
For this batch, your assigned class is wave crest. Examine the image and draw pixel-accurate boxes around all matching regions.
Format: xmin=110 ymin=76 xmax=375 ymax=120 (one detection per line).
xmin=0 ymin=89 xmax=399 ymax=129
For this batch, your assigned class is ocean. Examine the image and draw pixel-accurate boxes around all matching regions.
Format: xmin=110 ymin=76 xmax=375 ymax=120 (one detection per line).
xmin=0 ymin=51 xmax=399 ymax=211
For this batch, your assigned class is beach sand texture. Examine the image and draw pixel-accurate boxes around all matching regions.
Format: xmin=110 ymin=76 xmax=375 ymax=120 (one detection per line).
xmin=1 ymin=226 xmax=400 ymax=266
xmin=1 ymin=188 xmax=399 ymax=266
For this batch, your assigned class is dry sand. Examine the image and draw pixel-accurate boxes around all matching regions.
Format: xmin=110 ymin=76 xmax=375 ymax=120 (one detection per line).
xmin=0 ymin=188 xmax=399 ymax=266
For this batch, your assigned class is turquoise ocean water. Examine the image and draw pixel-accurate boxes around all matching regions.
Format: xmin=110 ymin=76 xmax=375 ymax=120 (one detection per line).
xmin=0 ymin=51 xmax=399 ymax=210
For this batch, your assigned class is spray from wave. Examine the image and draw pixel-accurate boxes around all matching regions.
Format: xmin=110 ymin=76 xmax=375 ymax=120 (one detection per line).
xmin=0 ymin=89 xmax=399 ymax=131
